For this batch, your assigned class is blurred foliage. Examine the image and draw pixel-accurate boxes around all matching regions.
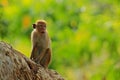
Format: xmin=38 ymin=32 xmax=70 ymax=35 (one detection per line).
xmin=0 ymin=0 xmax=120 ymax=80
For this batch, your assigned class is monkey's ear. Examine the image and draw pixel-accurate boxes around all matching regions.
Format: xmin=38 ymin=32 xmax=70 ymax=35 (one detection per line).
xmin=32 ymin=24 xmax=36 ymax=28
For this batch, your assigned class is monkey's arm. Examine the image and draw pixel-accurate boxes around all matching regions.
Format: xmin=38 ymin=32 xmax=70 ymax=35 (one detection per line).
xmin=30 ymin=44 xmax=37 ymax=60
xmin=30 ymin=31 xmax=38 ymax=60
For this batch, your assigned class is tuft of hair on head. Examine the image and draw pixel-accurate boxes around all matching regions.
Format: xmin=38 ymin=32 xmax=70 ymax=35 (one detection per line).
xmin=35 ymin=19 xmax=47 ymax=25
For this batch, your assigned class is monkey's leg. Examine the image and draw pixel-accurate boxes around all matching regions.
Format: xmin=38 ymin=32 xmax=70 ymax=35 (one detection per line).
xmin=40 ymin=49 xmax=51 ymax=68
xmin=34 ymin=49 xmax=45 ymax=64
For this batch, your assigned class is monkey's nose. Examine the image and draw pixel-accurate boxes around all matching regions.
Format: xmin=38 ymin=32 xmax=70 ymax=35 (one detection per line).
xmin=41 ymin=27 xmax=45 ymax=30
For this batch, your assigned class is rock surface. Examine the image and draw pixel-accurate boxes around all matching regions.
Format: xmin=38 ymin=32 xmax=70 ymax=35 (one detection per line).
xmin=0 ymin=41 xmax=64 ymax=80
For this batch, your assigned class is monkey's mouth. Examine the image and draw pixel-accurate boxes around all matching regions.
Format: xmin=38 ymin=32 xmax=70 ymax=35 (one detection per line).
xmin=41 ymin=32 xmax=45 ymax=33
xmin=40 ymin=30 xmax=46 ymax=33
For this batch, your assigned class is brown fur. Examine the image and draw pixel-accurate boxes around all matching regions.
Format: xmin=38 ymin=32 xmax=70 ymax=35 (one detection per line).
xmin=30 ymin=20 xmax=51 ymax=68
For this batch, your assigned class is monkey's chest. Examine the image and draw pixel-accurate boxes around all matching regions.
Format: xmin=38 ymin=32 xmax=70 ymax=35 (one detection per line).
xmin=37 ymin=38 xmax=48 ymax=49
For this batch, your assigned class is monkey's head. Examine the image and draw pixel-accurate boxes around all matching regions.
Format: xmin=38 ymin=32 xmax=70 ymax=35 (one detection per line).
xmin=32 ymin=20 xmax=47 ymax=33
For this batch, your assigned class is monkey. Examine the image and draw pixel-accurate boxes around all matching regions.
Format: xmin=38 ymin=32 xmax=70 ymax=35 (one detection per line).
xmin=30 ymin=20 xmax=51 ymax=68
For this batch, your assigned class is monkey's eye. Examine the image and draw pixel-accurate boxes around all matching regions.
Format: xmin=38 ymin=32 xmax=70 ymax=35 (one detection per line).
xmin=37 ymin=24 xmax=46 ymax=27
xmin=39 ymin=24 xmax=43 ymax=27
xmin=43 ymin=25 xmax=46 ymax=27
xmin=41 ymin=25 xmax=46 ymax=27
xmin=37 ymin=24 xmax=42 ymax=27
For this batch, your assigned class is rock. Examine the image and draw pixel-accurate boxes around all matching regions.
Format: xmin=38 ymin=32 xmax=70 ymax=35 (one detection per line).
xmin=0 ymin=41 xmax=64 ymax=80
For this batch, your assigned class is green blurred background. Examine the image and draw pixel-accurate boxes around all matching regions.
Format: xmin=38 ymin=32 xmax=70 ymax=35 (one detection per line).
xmin=0 ymin=0 xmax=120 ymax=80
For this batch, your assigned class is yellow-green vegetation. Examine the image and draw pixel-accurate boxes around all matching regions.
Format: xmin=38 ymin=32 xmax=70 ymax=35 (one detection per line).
xmin=0 ymin=0 xmax=120 ymax=80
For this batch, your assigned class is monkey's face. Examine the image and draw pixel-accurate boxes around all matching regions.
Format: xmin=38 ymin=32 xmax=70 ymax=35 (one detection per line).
xmin=33 ymin=22 xmax=46 ymax=33
xmin=37 ymin=23 xmax=46 ymax=33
